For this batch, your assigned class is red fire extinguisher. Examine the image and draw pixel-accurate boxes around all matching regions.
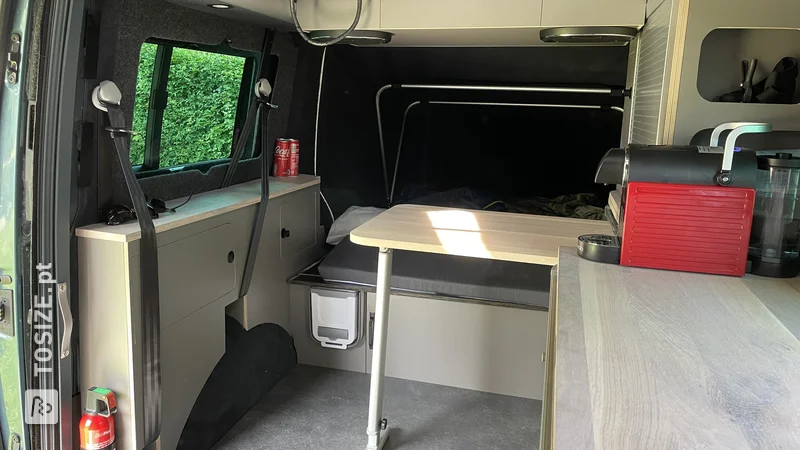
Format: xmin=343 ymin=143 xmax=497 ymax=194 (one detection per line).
xmin=79 ymin=387 xmax=117 ymax=450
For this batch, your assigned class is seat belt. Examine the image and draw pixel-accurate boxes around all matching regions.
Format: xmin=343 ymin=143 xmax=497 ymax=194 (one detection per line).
xmin=220 ymin=32 xmax=279 ymax=299
xmin=221 ymin=30 xmax=274 ymax=189
xmin=92 ymin=80 xmax=162 ymax=449
xmin=221 ymin=99 xmax=259 ymax=188
xmin=229 ymin=80 xmax=278 ymax=298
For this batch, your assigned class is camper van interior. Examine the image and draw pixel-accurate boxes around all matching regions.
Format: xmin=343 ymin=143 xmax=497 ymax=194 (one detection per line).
xmin=1 ymin=0 xmax=800 ymax=449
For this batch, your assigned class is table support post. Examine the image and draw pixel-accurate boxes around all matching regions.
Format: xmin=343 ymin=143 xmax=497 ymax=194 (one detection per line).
xmin=366 ymin=247 xmax=393 ymax=450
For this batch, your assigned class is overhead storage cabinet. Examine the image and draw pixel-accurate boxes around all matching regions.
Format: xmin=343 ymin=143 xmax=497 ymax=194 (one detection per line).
xmin=380 ymin=0 xmax=542 ymax=29
xmin=294 ymin=0 xmax=645 ymax=33
xmin=541 ymin=0 xmax=645 ymax=27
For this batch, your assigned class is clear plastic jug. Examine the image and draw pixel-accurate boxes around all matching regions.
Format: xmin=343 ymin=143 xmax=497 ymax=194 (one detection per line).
xmin=749 ymin=153 xmax=800 ymax=278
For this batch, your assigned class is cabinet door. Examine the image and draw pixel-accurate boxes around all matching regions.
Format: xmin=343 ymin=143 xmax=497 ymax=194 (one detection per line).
xmin=160 ymin=297 xmax=227 ymax=450
xmin=366 ymin=292 xmax=547 ymax=399
xmin=240 ymin=187 xmax=322 ymax=330
xmin=381 ymin=0 xmax=542 ymax=29
xmin=280 ymin=188 xmax=319 ymax=261
xmin=154 ymin=224 xmax=236 ymax=329
xmin=541 ymin=0 xmax=645 ymax=27
xmin=294 ymin=0 xmax=381 ymax=31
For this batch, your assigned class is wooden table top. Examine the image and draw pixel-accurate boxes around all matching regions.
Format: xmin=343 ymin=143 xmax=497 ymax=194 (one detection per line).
xmin=554 ymin=248 xmax=800 ymax=449
xmin=350 ymin=205 xmax=612 ymax=266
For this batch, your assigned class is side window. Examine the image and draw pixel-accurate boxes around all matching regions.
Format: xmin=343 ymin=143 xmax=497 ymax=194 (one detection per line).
xmin=130 ymin=40 xmax=260 ymax=172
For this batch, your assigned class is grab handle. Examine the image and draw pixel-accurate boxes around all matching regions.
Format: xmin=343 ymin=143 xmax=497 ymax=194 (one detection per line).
xmin=57 ymin=283 xmax=73 ymax=359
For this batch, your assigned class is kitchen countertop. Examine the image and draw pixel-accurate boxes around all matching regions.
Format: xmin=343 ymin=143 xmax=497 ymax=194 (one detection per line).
xmin=350 ymin=204 xmax=612 ymax=266
xmin=76 ymin=175 xmax=319 ymax=243
xmin=553 ymin=248 xmax=800 ymax=449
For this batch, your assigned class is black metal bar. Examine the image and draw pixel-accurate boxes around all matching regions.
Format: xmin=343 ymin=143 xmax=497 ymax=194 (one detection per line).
xmin=143 ymin=44 xmax=172 ymax=170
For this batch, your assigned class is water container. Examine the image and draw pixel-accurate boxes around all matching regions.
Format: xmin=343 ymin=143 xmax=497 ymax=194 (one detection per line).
xmin=749 ymin=153 xmax=800 ymax=277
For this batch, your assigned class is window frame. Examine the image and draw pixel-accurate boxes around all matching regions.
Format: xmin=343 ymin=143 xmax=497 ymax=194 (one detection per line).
xmin=134 ymin=38 xmax=261 ymax=174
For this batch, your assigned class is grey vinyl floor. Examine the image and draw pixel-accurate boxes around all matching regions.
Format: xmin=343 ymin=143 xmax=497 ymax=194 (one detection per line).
xmin=213 ymin=365 xmax=542 ymax=450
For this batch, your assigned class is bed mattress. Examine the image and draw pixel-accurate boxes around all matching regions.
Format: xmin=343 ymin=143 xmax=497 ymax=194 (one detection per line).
xmin=317 ymin=237 xmax=551 ymax=309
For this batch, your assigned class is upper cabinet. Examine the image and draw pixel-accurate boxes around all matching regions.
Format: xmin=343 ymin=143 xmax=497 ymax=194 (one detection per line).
xmin=279 ymin=0 xmax=645 ymax=44
xmin=294 ymin=0 xmax=381 ymax=30
xmin=380 ymin=0 xmax=542 ymax=30
xmin=667 ymin=0 xmax=800 ymax=145
xmin=541 ymin=0 xmax=645 ymax=27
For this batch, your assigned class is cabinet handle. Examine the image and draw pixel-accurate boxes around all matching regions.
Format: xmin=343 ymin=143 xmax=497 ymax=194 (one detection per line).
xmin=368 ymin=313 xmax=375 ymax=350
xmin=281 ymin=228 xmax=291 ymax=238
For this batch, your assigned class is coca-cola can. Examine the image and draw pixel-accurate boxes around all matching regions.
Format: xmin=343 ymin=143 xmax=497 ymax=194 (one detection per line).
xmin=288 ymin=139 xmax=300 ymax=177
xmin=273 ymin=139 xmax=291 ymax=177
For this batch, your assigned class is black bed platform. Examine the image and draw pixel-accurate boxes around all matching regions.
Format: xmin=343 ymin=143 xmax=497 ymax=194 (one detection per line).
xmin=316 ymin=237 xmax=552 ymax=310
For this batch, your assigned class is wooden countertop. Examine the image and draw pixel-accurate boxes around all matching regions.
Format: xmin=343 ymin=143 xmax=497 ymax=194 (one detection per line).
xmin=76 ymin=175 xmax=320 ymax=243
xmin=350 ymin=204 xmax=612 ymax=266
xmin=553 ymin=248 xmax=800 ymax=449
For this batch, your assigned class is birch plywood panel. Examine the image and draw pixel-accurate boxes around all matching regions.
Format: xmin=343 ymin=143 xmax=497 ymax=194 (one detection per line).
xmin=553 ymin=249 xmax=800 ymax=449
xmin=350 ymin=205 xmax=611 ymax=266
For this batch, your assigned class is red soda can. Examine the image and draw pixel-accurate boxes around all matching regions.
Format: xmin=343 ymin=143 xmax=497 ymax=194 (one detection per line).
xmin=288 ymin=139 xmax=300 ymax=177
xmin=273 ymin=139 xmax=291 ymax=177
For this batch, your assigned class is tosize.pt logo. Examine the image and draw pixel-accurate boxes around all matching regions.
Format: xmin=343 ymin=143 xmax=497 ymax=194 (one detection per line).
xmin=25 ymin=389 xmax=59 ymax=424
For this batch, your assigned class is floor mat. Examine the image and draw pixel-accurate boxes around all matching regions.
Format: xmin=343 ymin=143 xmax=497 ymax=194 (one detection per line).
xmin=214 ymin=365 xmax=541 ymax=450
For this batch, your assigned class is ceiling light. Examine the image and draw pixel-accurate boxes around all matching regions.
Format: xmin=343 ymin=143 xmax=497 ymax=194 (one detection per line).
xmin=308 ymin=30 xmax=393 ymax=46
xmin=208 ymin=3 xmax=232 ymax=9
xmin=539 ymin=26 xmax=637 ymax=44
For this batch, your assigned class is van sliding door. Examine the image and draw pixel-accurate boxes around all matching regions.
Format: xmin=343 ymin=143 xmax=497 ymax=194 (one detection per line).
xmin=0 ymin=0 xmax=35 ymax=449
xmin=21 ymin=0 xmax=87 ymax=449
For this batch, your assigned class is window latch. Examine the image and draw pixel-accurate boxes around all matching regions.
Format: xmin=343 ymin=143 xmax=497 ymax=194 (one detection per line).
xmin=152 ymin=88 xmax=169 ymax=111
xmin=6 ymin=33 xmax=21 ymax=84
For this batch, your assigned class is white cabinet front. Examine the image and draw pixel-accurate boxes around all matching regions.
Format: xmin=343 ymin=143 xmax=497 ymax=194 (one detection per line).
xmin=381 ymin=0 xmax=542 ymax=30
xmin=541 ymin=0 xmax=645 ymax=27
xmin=280 ymin=188 xmax=318 ymax=260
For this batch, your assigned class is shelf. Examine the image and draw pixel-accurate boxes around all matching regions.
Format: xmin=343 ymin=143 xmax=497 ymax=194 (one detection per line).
xmin=671 ymin=0 xmax=800 ymax=144
xmin=697 ymin=28 xmax=800 ymax=104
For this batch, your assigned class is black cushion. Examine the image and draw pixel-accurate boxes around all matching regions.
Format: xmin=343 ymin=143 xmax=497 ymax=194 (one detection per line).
xmin=318 ymin=237 xmax=551 ymax=309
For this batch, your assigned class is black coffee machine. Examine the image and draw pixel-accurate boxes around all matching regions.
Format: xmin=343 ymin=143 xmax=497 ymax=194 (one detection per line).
xmin=749 ymin=153 xmax=800 ymax=278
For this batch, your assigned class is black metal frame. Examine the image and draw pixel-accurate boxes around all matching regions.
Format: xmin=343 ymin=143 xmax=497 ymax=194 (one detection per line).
xmin=388 ymin=100 xmax=625 ymax=204
xmin=375 ymin=83 xmax=630 ymax=202
xmin=142 ymin=44 xmax=172 ymax=170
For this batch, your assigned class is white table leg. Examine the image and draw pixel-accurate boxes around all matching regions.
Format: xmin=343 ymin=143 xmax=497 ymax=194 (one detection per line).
xmin=366 ymin=248 xmax=393 ymax=450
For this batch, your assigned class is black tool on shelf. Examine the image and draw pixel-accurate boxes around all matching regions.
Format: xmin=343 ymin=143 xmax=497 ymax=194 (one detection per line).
xmin=716 ymin=57 xmax=799 ymax=104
